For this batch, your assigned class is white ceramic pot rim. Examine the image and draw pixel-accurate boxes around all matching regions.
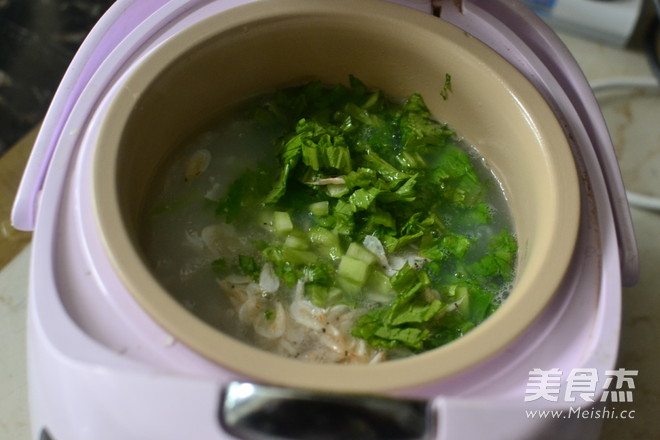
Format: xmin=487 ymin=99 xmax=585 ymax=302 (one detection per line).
xmin=91 ymin=0 xmax=580 ymax=393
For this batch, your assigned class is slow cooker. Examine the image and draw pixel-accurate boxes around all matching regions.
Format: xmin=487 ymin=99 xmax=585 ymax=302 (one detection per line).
xmin=11 ymin=0 xmax=639 ymax=439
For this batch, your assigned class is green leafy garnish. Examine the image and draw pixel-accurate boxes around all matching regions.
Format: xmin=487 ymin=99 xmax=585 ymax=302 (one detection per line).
xmin=213 ymin=76 xmax=517 ymax=356
xmin=238 ymin=255 xmax=260 ymax=280
xmin=440 ymin=73 xmax=452 ymax=100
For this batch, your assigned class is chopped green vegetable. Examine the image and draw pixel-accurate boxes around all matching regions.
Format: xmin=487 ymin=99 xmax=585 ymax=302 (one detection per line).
xmin=216 ymin=168 xmax=271 ymax=224
xmin=309 ymin=226 xmax=342 ymax=260
xmin=284 ymin=234 xmax=309 ymax=250
xmin=345 ymin=242 xmax=378 ymax=266
xmin=309 ymin=201 xmax=329 ymax=217
xmin=302 ymin=263 xmax=334 ymax=286
xmin=366 ymin=270 xmax=393 ymax=296
xmin=238 ymin=255 xmax=260 ymax=280
xmin=470 ymin=230 xmax=518 ymax=282
xmin=338 ymin=256 xmax=371 ymax=285
xmin=440 ymin=73 xmax=452 ymax=100
xmin=210 ymin=76 xmax=517 ymax=357
xmin=273 ymin=211 xmax=294 ymax=234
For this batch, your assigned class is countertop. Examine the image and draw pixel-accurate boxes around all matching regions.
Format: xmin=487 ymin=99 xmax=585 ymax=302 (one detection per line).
xmin=1 ymin=12 xmax=659 ymax=440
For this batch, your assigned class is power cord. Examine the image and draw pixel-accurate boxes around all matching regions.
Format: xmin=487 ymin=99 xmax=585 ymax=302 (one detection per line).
xmin=590 ymin=76 xmax=660 ymax=211
xmin=587 ymin=2 xmax=660 ymax=211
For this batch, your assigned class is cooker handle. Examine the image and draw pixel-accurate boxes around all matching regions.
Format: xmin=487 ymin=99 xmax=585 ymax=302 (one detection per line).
xmin=220 ymin=382 xmax=598 ymax=440
xmin=220 ymin=381 xmax=437 ymax=440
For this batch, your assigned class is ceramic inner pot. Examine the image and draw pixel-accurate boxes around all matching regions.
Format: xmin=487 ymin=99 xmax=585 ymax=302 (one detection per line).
xmin=92 ymin=0 xmax=580 ymax=393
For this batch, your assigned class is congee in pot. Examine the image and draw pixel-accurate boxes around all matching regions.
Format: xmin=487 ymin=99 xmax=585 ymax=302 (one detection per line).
xmin=141 ymin=77 xmax=517 ymax=364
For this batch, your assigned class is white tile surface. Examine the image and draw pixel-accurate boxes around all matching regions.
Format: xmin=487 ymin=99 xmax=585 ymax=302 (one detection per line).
xmin=0 ymin=28 xmax=658 ymax=440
